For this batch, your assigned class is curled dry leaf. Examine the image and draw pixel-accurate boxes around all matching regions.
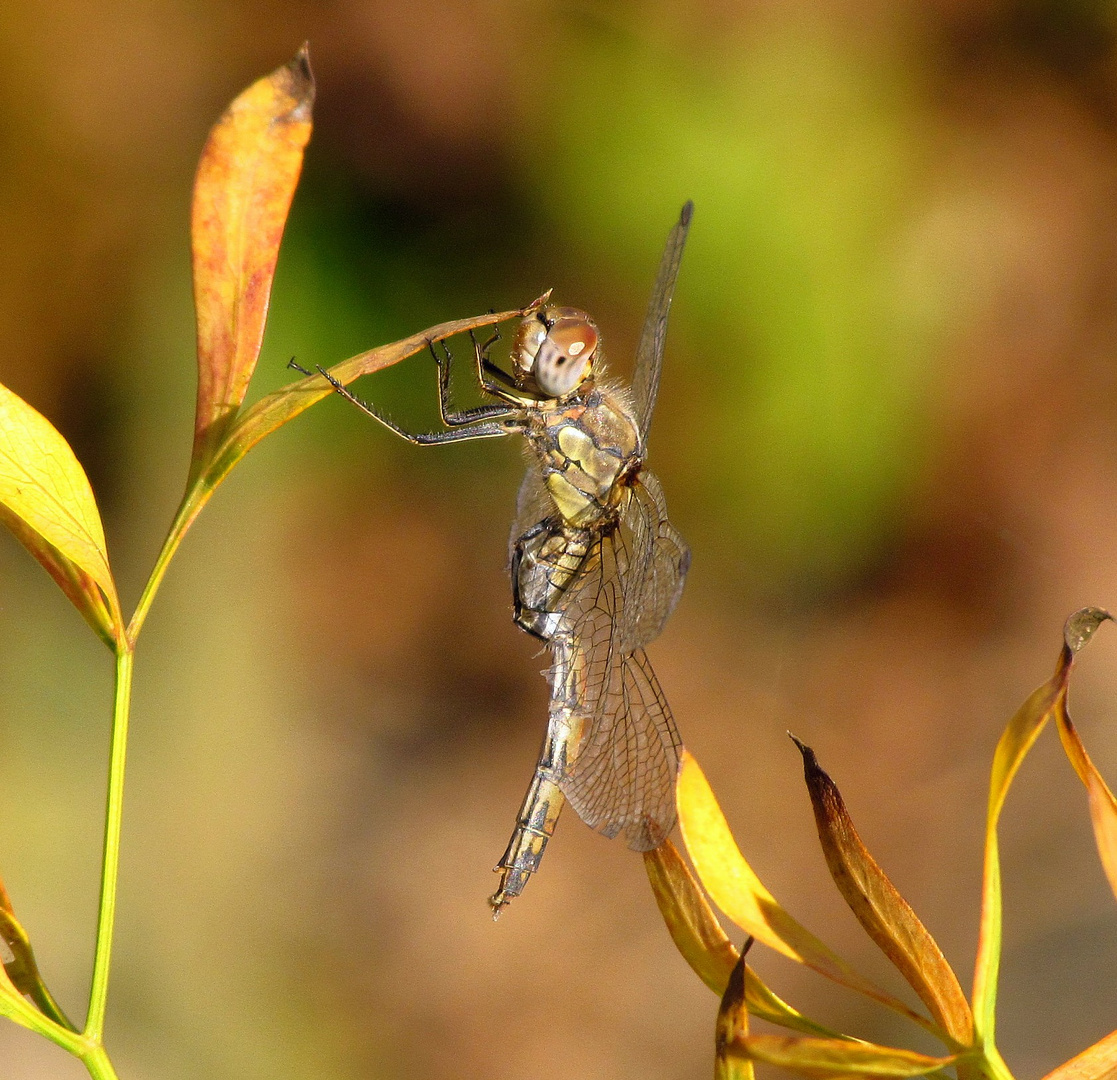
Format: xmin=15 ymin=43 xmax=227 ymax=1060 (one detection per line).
xmin=1051 ymin=612 xmax=1117 ymax=904
xmin=791 ymin=734 xmax=972 ymax=1048
xmin=0 ymin=381 xmax=121 ymax=644
xmin=728 ymin=1035 xmax=960 ymax=1079
xmin=676 ymin=751 xmax=935 ymax=1032
xmin=644 ymin=843 xmax=847 ymax=1038
xmin=190 ymin=45 xmax=314 ymax=478
xmin=972 ymin=607 xmax=1112 ymax=1041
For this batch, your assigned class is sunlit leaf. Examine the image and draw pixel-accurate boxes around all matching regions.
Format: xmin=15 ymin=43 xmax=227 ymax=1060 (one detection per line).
xmin=131 ymin=300 xmax=548 ymax=644
xmin=1049 ymin=615 xmax=1117 ymax=904
xmin=645 ymin=841 xmax=738 ymax=993
xmin=972 ymin=608 xmax=1110 ymax=1042
xmin=645 ymin=842 xmax=848 ymax=1038
xmin=644 ymin=846 xmax=826 ymax=1035
xmin=791 ymin=735 xmax=972 ymax=1048
xmin=199 ymin=301 xmax=546 ymax=496
xmin=727 ymin=1034 xmax=960 ymax=1078
xmin=1040 ymin=1028 xmax=1117 ymax=1080
xmin=716 ymin=951 xmax=754 ymax=1080
xmin=676 ymin=752 xmax=938 ymax=1034
xmin=0 ymin=381 xmax=121 ymax=643
xmin=190 ymin=45 xmax=314 ymax=477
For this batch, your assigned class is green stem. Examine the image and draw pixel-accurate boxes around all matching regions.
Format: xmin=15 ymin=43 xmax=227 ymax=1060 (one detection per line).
xmin=980 ymin=1044 xmax=1015 ymax=1080
xmin=84 ymin=645 xmax=134 ymax=1042
xmin=81 ymin=1042 xmax=121 ymax=1080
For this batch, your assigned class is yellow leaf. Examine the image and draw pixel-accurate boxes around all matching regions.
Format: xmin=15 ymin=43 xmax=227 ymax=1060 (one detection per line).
xmin=792 ymin=735 xmax=972 ymax=1047
xmin=972 ymin=608 xmax=1111 ymax=1042
xmin=645 ymin=841 xmax=738 ymax=994
xmin=729 ymin=1034 xmax=959 ymax=1078
xmin=190 ymin=46 xmax=314 ymax=476
xmin=676 ymin=752 xmax=936 ymax=1033
xmin=1046 ymin=612 xmax=1117 ymax=905
xmin=644 ymin=843 xmax=849 ymax=1039
xmin=0 ymin=381 xmax=120 ymax=641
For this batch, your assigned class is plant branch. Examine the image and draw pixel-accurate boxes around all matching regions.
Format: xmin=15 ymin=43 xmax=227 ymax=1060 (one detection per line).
xmin=84 ymin=645 xmax=134 ymax=1041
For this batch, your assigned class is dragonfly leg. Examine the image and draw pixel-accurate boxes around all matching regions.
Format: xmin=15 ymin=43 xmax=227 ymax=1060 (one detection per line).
xmin=316 ymin=365 xmax=515 ymax=445
xmin=511 ymin=520 xmax=593 ymax=641
xmin=428 ymin=340 xmax=517 ymax=426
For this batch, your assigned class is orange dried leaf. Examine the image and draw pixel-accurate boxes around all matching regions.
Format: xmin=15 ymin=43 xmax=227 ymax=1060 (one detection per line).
xmin=729 ymin=1035 xmax=960 ymax=1078
xmin=1050 ymin=628 xmax=1117 ymax=904
xmin=716 ymin=951 xmax=755 ymax=1080
xmin=972 ymin=608 xmax=1111 ymax=1041
xmin=1041 ymin=1028 xmax=1117 ymax=1080
xmin=676 ymin=752 xmax=935 ymax=1033
xmin=190 ymin=45 xmax=314 ymax=475
xmin=0 ymin=382 xmax=121 ymax=642
xmin=198 ymin=302 xmax=544 ymax=496
xmin=644 ymin=843 xmax=849 ymax=1038
xmin=792 ymin=735 xmax=972 ymax=1047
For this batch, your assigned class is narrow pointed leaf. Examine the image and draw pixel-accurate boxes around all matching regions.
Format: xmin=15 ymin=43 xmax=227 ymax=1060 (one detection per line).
xmin=190 ymin=46 xmax=314 ymax=476
xmin=199 ymin=302 xmax=545 ymax=496
xmin=972 ymin=608 xmax=1110 ymax=1041
xmin=1048 ymin=614 xmax=1117 ymax=903
xmin=728 ymin=1035 xmax=960 ymax=1078
xmin=0 ymin=381 xmax=121 ymax=640
xmin=792 ymin=735 xmax=972 ymax=1047
xmin=1040 ymin=1028 xmax=1117 ymax=1080
xmin=716 ymin=951 xmax=755 ymax=1080
xmin=645 ymin=841 xmax=739 ymax=993
xmin=677 ymin=752 xmax=937 ymax=1033
xmin=644 ymin=842 xmax=848 ymax=1038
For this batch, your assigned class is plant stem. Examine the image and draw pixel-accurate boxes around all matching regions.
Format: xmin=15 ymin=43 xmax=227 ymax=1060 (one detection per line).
xmin=81 ymin=1042 xmax=121 ymax=1080
xmin=981 ymin=1044 xmax=1015 ymax=1080
xmin=85 ymin=645 xmax=134 ymax=1042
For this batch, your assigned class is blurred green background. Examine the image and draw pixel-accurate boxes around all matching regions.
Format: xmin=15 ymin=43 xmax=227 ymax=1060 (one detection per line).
xmin=2 ymin=1 xmax=1117 ymax=1077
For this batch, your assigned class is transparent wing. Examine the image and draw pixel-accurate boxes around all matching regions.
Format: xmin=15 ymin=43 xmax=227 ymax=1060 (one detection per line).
xmin=614 ymin=471 xmax=690 ymax=653
xmin=630 ymin=201 xmax=693 ymax=443
xmin=547 ymin=475 xmax=688 ymax=850
xmin=507 ymin=460 xmax=554 ymax=565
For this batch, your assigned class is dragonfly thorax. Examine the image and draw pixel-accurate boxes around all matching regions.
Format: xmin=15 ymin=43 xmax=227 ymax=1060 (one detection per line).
xmin=512 ymin=306 xmax=599 ymax=398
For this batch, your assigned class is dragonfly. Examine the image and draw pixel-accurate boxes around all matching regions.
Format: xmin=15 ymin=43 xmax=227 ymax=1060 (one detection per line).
xmin=317 ymin=202 xmax=693 ymax=915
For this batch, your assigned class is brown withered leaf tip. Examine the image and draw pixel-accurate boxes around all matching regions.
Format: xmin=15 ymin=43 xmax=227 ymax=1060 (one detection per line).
xmin=279 ymin=43 xmax=315 ymax=117
xmin=1064 ymin=607 xmax=1112 ymax=656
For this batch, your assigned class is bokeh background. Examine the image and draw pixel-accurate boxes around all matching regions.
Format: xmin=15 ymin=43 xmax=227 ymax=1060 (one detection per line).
xmin=1 ymin=1 xmax=1117 ymax=1077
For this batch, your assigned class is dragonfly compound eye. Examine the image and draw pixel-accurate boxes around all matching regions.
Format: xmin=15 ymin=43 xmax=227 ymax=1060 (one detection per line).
xmin=512 ymin=306 xmax=600 ymax=397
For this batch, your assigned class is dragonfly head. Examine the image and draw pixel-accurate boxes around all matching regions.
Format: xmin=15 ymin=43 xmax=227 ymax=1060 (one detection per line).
xmin=512 ymin=306 xmax=599 ymax=399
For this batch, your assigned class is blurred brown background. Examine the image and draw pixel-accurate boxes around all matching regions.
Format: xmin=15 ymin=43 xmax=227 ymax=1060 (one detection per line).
xmin=1 ymin=1 xmax=1117 ymax=1077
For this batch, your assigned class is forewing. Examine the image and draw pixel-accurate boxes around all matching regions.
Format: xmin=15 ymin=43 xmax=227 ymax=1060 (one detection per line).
xmin=630 ymin=201 xmax=693 ymax=442
xmin=550 ymin=524 xmax=683 ymax=850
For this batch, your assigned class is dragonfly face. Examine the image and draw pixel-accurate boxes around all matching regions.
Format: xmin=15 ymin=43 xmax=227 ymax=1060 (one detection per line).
xmin=511 ymin=306 xmax=600 ymax=398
